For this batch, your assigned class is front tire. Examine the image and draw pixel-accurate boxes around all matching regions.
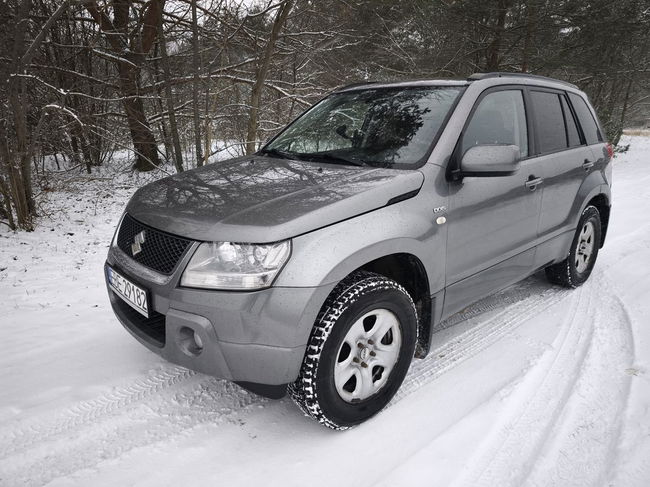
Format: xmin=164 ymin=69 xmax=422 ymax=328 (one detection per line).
xmin=289 ymin=272 xmax=417 ymax=430
xmin=545 ymin=205 xmax=601 ymax=288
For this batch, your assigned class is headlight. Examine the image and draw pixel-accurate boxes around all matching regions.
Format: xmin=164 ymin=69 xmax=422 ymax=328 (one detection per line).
xmin=181 ymin=240 xmax=291 ymax=290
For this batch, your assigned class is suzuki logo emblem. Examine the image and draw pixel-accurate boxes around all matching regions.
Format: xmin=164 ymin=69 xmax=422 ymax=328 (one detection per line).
xmin=131 ymin=230 xmax=146 ymax=256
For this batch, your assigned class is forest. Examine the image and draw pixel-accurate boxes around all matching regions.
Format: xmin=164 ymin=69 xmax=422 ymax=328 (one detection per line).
xmin=1 ymin=0 xmax=649 ymax=231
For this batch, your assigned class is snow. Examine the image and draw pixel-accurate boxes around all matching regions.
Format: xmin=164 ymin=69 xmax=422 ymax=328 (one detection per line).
xmin=1 ymin=137 xmax=649 ymax=486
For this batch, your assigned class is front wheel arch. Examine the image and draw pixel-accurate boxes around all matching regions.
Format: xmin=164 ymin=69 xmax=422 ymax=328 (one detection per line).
xmin=289 ymin=271 xmax=418 ymax=429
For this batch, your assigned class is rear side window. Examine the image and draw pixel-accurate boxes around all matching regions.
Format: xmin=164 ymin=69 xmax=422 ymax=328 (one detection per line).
xmin=560 ymin=95 xmax=581 ymax=147
xmin=462 ymin=90 xmax=528 ymax=158
xmin=531 ymin=91 xmax=567 ymax=153
xmin=568 ymin=93 xmax=602 ymax=145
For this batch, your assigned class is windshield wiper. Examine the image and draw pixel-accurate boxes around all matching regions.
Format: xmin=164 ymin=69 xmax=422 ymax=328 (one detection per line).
xmin=297 ymin=152 xmax=366 ymax=167
xmin=259 ymin=148 xmax=294 ymax=160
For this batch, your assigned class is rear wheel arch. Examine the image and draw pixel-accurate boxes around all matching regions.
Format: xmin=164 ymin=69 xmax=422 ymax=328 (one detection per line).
xmin=546 ymin=205 xmax=601 ymax=288
xmin=585 ymin=193 xmax=610 ymax=248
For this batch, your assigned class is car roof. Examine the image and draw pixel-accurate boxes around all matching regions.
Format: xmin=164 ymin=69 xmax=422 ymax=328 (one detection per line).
xmin=335 ymin=72 xmax=580 ymax=93
xmin=334 ymin=79 xmax=469 ymax=92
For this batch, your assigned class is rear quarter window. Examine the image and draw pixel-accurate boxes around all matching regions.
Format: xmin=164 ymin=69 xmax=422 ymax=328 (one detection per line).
xmin=531 ymin=91 xmax=567 ymax=154
xmin=560 ymin=95 xmax=581 ymax=148
xmin=568 ymin=93 xmax=603 ymax=145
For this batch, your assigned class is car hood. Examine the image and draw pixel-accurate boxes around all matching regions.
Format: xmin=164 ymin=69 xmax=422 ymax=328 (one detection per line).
xmin=126 ymin=156 xmax=424 ymax=242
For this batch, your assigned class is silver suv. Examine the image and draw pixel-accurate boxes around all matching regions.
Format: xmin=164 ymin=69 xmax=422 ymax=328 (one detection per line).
xmin=105 ymin=72 xmax=612 ymax=429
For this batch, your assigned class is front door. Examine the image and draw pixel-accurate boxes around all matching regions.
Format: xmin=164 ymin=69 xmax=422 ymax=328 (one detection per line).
xmin=443 ymin=88 xmax=543 ymax=317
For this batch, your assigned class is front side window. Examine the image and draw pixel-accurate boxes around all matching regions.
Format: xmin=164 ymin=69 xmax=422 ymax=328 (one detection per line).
xmin=263 ymin=86 xmax=464 ymax=168
xmin=462 ymin=90 xmax=528 ymax=158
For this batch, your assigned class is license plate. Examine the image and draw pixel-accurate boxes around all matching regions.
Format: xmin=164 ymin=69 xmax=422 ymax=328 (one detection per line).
xmin=106 ymin=266 xmax=149 ymax=318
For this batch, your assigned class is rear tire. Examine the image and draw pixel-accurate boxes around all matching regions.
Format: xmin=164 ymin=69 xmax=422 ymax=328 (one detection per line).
xmin=545 ymin=205 xmax=601 ymax=288
xmin=289 ymin=271 xmax=417 ymax=430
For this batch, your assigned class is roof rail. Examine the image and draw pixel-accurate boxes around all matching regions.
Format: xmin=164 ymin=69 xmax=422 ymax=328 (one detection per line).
xmin=467 ymin=72 xmax=578 ymax=89
xmin=335 ymin=80 xmax=379 ymax=92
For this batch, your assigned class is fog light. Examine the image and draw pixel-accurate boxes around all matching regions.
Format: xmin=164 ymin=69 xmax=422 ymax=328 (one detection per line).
xmin=193 ymin=331 xmax=203 ymax=350
xmin=178 ymin=326 xmax=203 ymax=356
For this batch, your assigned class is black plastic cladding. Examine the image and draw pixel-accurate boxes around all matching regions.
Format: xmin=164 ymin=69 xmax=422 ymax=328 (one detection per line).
xmin=116 ymin=213 xmax=192 ymax=275
xmin=113 ymin=296 xmax=166 ymax=347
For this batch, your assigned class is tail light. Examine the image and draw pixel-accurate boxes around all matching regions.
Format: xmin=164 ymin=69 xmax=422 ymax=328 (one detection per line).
xmin=606 ymin=142 xmax=614 ymax=159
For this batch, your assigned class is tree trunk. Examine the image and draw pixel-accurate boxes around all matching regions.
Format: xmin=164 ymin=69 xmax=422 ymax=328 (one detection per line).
xmin=485 ymin=0 xmax=509 ymax=71
xmin=117 ymin=60 xmax=160 ymax=171
xmin=0 ymin=119 xmax=30 ymax=230
xmin=10 ymin=81 xmax=35 ymax=217
xmin=613 ymin=77 xmax=634 ymax=145
xmin=521 ymin=2 xmax=536 ymax=72
xmin=84 ymin=0 xmax=163 ymax=172
xmin=204 ymin=82 xmax=212 ymax=164
xmin=245 ymin=0 xmax=294 ymax=155
xmin=0 ymin=174 xmax=16 ymax=230
xmin=191 ymin=0 xmax=203 ymax=166
xmin=158 ymin=13 xmax=184 ymax=172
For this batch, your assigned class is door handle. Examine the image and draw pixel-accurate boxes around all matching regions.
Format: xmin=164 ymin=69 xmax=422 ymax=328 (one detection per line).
xmin=525 ymin=176 xmax=543 ymax=190
xmin=582 ymin=159 xmax=595 ymax=171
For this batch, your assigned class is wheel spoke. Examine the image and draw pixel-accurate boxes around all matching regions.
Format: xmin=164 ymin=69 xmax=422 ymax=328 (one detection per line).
xmin=368 ymin=309 xmax=398 ymax=343
xmin=335 ymin=360 xmax=355 ymax=386
xmin=358 ymin=364 xmax=375 ymax=398
xmin=372 ymin=344 xmax=399 ymax=368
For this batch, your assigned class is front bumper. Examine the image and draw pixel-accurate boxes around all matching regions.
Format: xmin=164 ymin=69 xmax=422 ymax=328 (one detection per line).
xmin=106 ymin=246 xmax=333 ymax=386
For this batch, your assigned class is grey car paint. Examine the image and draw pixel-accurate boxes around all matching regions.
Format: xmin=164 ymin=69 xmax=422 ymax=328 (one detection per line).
xmin=106 ymin=74 xmax=611 ymax=393
xmin=126 ymin=156 xmax=424 ymax=243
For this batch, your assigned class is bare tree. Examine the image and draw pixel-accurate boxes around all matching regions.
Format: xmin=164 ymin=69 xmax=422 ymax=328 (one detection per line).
xmin=190 ymin=0 xmax=204 ymax=166
xmin=1 ymin=0 xmax=73 ymax=229
xmin=157 ymin=8 xmax=184 ymax=172
xmin=84 ymin=0 xmax=164 ymax=171
xmin=245 ymin=0 xmax=294 ymax=155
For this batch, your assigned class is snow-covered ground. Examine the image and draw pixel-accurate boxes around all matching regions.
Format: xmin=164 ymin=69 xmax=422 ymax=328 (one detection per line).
xmin=1 ymin=137 xmax=649 ymax=486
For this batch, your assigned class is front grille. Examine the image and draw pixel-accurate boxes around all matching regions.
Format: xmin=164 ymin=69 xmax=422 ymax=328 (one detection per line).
xmin=112 ymin=292 xmax=166 ymax=347
xmin=117 ymin=213 xmax=192 ymax=275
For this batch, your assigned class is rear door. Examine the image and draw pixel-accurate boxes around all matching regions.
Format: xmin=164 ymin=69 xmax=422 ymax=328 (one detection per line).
xmin=568 ymin=92 xmax=610 ymax=175
xmin=530 ymin=89 xmax=596 ymax=242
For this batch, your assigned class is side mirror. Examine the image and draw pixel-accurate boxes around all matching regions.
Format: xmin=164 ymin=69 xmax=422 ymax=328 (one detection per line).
xmin=336 ymin=124 xmax=352 ymax=140
xmin=460 ymin=144 xmax=521 ymax=177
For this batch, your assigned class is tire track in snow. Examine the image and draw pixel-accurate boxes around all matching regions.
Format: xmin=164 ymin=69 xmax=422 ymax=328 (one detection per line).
xmin=525 ymin=280 xmax=635 ymax=486
xmin=393 ymin=279 xmax=572 ymax=403
xmin=0 ymin=376 xmax=267 ymax=487
xmin=453 ymin=275 xmax=634 ymax=487
xmin=0 ymin=365 xmax=197 ymax=459
xmin=454 ymin=279 xmax=592 ymax=487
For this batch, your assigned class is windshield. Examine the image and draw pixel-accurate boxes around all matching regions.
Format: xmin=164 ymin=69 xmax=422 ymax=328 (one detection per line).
xmin=262 ymin=86 xmax=464 ymax=168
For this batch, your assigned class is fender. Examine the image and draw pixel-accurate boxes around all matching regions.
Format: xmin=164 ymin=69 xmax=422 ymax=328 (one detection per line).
xmin=564 ymin=160 xmax=609 ymax=228
xmin=274 ymin=193 xmax=446 ymax=295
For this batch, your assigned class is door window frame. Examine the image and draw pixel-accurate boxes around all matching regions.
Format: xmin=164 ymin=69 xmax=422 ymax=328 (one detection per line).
xmin=566 ymin=92 xmax=604 ymax=146
xmin=448 ymin=85 xmax=533 ymax=181
xmin=527 ymin=86 xmax=591 ymax=157
xmin=559 ymin=92 xmax=585 ymax=148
